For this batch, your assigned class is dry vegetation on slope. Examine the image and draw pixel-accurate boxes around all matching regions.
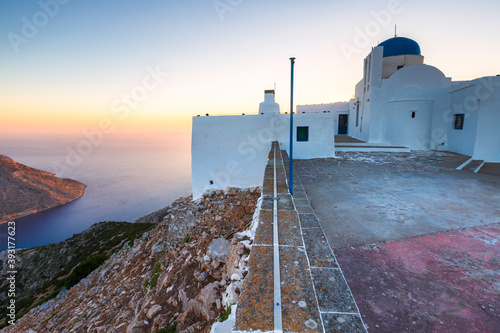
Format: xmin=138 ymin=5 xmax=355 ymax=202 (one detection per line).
xmin=0 ymin=221 xmax=156 ymax=328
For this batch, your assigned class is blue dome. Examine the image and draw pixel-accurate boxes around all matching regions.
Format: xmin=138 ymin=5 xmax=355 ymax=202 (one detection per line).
xmin=378 ymin=37 xmax=421 ymax=57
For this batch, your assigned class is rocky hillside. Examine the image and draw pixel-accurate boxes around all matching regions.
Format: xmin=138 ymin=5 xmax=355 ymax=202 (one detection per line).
xmin=2 ymin=187 xmax=261 ymax=333
xmin=0 ymin=221 xmax=156 ymax=328
xmin=0 ymin=154 xmax=86 ymax=223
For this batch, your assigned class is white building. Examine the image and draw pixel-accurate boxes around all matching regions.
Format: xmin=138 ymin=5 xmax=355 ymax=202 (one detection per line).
xmin=297 ymin=102 xmax=350 ymax=135
xmin=300 ymin=36 xmax=500 ymax=162
xmin=191 ymin=90 xmax=335 ymax=199
xmin=191 ymin=36 xmax=500 ymax=198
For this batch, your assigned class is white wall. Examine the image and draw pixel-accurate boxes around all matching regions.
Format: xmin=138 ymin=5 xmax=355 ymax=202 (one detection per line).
xmin=296 ymin=104 xmax=334 ymax=113
xmin=297 ymin=102 xmax=349 ymax=135
xmin=471 ymin=76 xmax=500 ymax=162
xmin=297 ymin=102 xmax=349 ymax=113
xmin=191 ymin=114 xmax=280 ymax=199
xmin=447 ymin=81 xmax=480 ymax=156
xmin=445 ymin=76 xmax=500 ymax=162
xmin=191 ymin=112 xmax=335 ymax=199
xmin=277 ymin=113 xmax=336 ymax=159
xmin=345 ymin=99 xmax=357 ymax=137
xmin=351 ymin=46 xmax=383 ymax=143
xmin=384 ymin=100 xmax=434 ymax=149
xmin=370 ymin=46 xmax=384 ymax=91
xmin=352 ymin=79 xmax=371 ymax=142
xmin=377 ymin=64 xmax=451 ymax=149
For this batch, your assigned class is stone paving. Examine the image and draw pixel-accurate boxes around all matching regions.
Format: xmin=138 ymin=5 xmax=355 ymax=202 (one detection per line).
xmin=293 ymin=150 xmax=500 ymax=332
xmin=284 ymin=153 xmax=367 ymax=333
xmin=295 ymin=151 xmax=471 ymax=185
xmin=235 ymin=143 xmax=324 ymax=332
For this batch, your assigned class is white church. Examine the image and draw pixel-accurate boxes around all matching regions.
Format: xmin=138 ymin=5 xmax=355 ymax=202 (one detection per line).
xmin=191 ymin=36 xmax=500 ymax=198
xmin=299 ymin=36 xmax=500 ymax=161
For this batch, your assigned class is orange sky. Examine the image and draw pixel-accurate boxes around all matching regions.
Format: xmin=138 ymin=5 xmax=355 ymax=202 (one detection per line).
xmin=2 ymin=0 xmax=499 ymax=134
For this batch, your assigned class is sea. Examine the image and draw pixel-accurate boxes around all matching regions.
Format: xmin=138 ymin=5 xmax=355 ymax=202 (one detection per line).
xmin=0 ymin=132 xmax=192 ymax=249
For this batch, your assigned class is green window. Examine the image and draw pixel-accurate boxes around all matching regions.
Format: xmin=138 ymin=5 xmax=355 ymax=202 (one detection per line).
xmin=297 ymin=126 xmax=309 ymax=142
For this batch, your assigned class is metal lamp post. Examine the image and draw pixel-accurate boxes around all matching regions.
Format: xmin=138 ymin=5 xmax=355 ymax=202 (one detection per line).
xmin=289 ymin=57 xmax=295 ymax=196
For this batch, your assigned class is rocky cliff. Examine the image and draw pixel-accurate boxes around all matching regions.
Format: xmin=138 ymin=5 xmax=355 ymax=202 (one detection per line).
xmin=2 ymin=187 xmax=261 ymax=333
xmin=0 ymin=154 xmax=86 ymax=223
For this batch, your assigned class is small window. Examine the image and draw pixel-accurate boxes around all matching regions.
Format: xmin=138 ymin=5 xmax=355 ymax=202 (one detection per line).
xmin=411 ymin=111 xmax=416 ymax=118
xmin=454 ymin=114 xmax=464 ymax=130
xmin=297 ymin=126 xmax=309 ymax=142
xmin=356 ymin=103 xmax=360 ymax=127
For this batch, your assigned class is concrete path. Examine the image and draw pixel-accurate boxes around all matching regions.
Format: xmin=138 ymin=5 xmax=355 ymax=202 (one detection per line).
xmin=295 ymin=151 xmax=499 ymax=249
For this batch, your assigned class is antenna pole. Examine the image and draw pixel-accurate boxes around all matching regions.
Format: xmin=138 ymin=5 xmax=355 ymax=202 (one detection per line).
xmin=289 ymin=57 xmax=295 ymax=196
xmin=395 ymin=24 xmax=397 ymax=37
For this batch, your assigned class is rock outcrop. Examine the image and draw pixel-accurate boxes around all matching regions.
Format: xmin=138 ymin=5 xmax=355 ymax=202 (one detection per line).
xmin=0 ymin=154 xmax=86 ymax=223
xmin=2 ymin=187 xmax=261 ymax=333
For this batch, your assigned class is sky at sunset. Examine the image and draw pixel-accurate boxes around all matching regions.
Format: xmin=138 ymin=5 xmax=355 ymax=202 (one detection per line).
xmin=1 ymin=0 xmax=500 ymax=134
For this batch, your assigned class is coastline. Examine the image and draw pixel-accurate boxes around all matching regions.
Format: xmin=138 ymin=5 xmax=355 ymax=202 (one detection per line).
xmin=0 ymin=154 xmax=87 ymax=224
xmin=0 ymin=183 xmax=87 ymax=225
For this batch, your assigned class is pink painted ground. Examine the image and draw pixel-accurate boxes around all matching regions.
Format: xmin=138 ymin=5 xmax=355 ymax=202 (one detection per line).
xmin=335 ymin=225 xmax=500 ymax=333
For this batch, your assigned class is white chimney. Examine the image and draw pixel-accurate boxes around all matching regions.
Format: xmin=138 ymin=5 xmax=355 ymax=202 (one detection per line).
xmin=258 ymin=90 xmax=280 ymax=114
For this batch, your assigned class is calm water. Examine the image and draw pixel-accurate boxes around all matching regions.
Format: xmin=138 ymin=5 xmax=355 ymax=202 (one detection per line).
xmin=0 ymin=132 xmax=191 ymax=249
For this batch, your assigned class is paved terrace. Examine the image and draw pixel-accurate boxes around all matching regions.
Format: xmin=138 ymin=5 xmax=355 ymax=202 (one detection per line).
xmin=236 ymin=142 xmax=366 ymax=332
xmin=294 ymin=151 xmax=500 ymax=332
